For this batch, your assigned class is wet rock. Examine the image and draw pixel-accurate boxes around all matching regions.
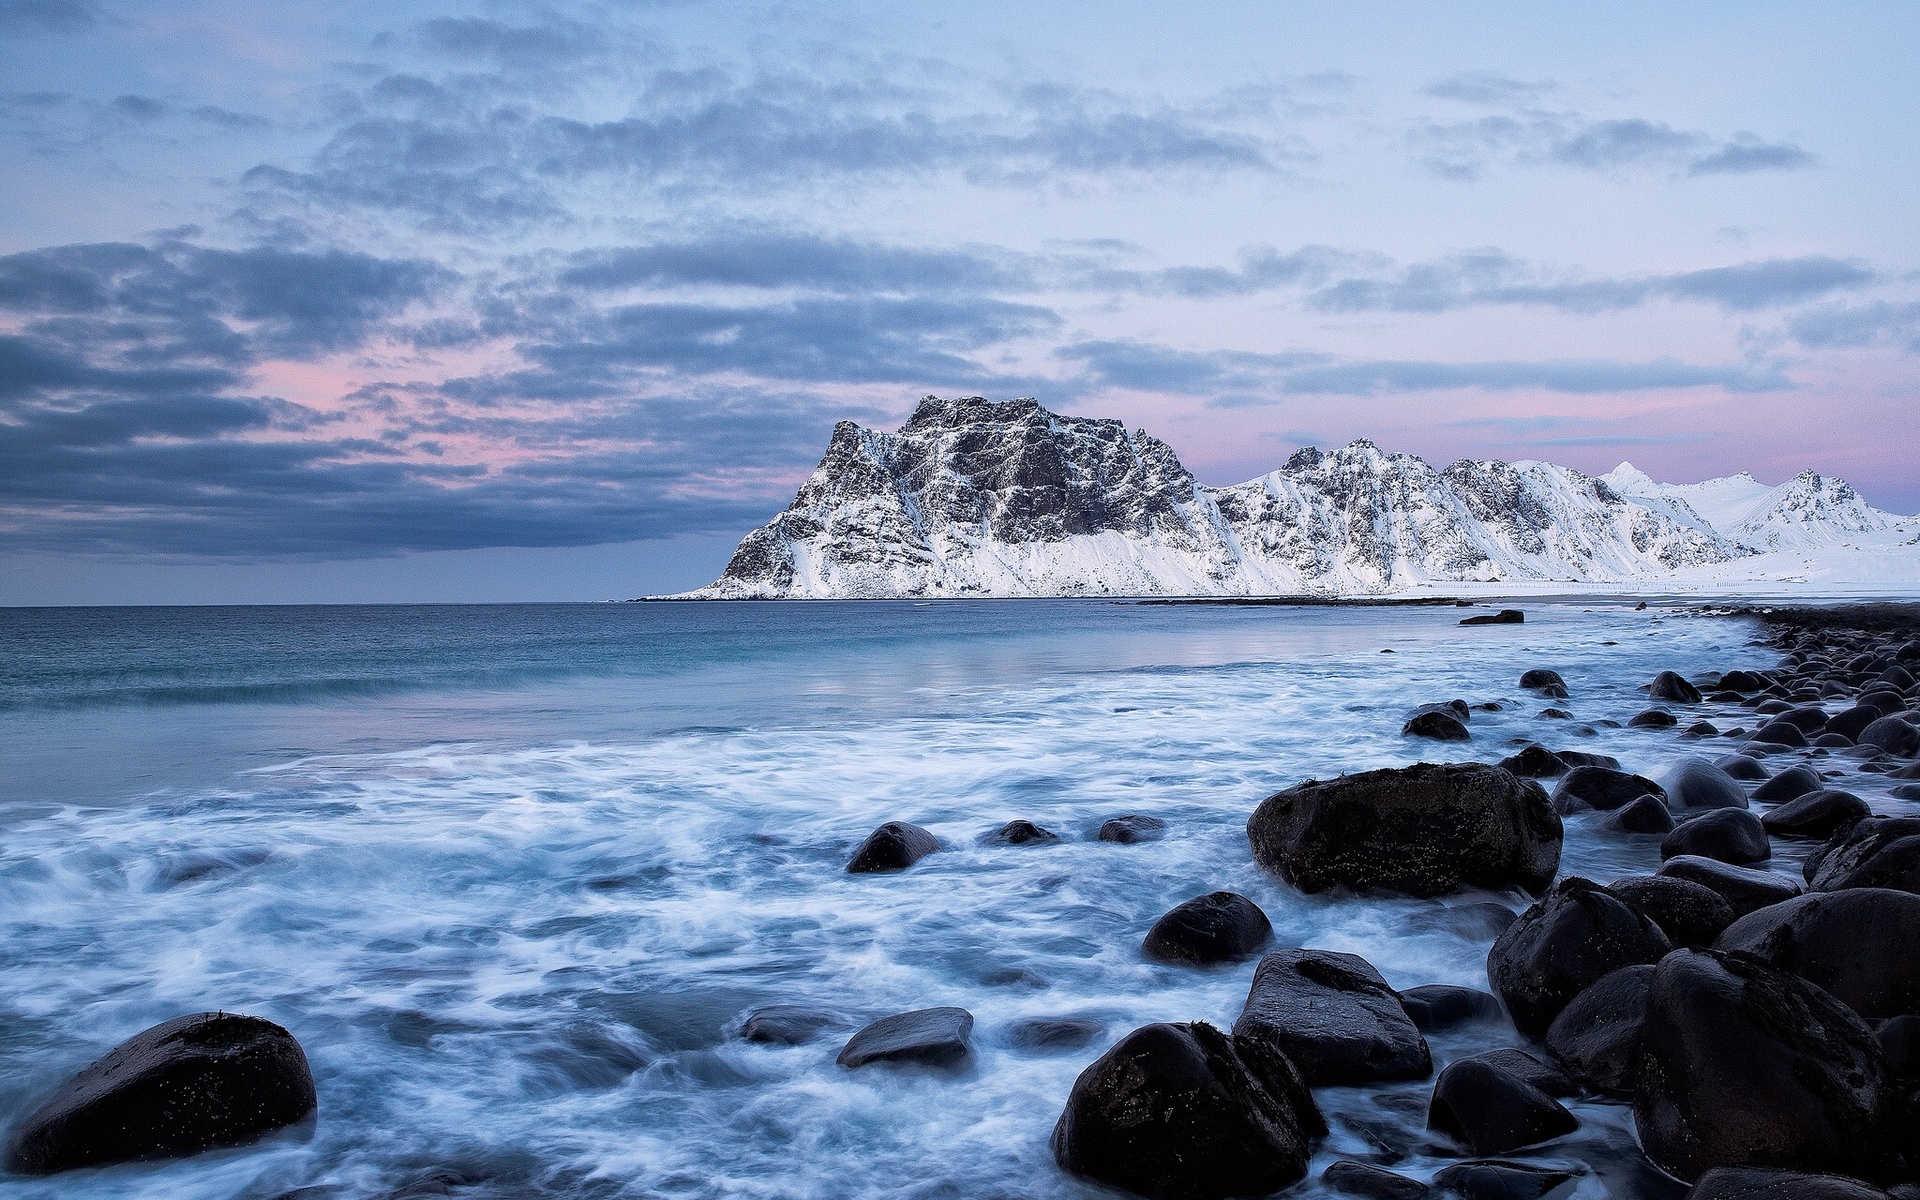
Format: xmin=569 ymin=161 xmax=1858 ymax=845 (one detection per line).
xmin=1405 ymin=710 xmax=1472 ymax=741
xmin=1486 ymin=877 xmax=1671 ymax=1038
xmin=1550 ymin=765 xmax=1666 ymax=814
xmin=1659 ymin=856 xmax=1803 ymax=917
xmin=1651 ymin=671 xmax=1704 ymax=704
xmin=1633 ymin=948 xmax=1891 ymax=1183
xmin=1397 ymin=985 xmax=1503 ymax=1032
xmin=1603 ymin=796 xmax=1677 ymax=834
xmin=1751 ymin=721 xmax=1812 ymax=749
xmin=1608 ymin=875 xmax=1736 ymax=948
xmin=1861 ymin=718 xmax=1920 ymax=758
xmin=1779 ymin=707 xmax=1833 ymax=733
xmin=1498 ymin=744 xmax=1570 ymax=779
xmin=1663 ymin=759 xmax=1750 ymax=810
xmin=980 ymin=819 xmax=1060 ymax=846
xmin=1233 ymin=948 xmax=1432 ymax=1085
xmin=1051 ymin=1020 xmax=1323 ymax=1200
xmin=1720 ymin=670 xmax=1770 ymax=693
xmin=1686 ymin=721 xmax=1723 ymax=738
xmin=1005 ymin=1016 xmax=1105 ymax=1053
xmin=1471 ymin=1048 xmax=1578 ymax=1097
xmin=1716 ymin=889 xmax=1920 ymax=1020
xmin=1689 ymin=1167 xmax=1893 ymax=1200
xmin=1322 ymin=1159 xmax=1430 ymax=1199
xmin=5 ymin=1012 xmax=316 ymax=1175
xmin=1877 ymin=1015 xmax=1920 ymax=1078
xmin=1428 ymin=1056 xmax=1577 ymax=1155
xmin=1662 ymin=810 xmax=1771 ymax=866
xmin=1806 ymin=818 xmax=1920 ymax=894
xmin=1097 ymin=814 xmax=1167 ymax=844
xmin=1752 ymin=765 xmax=1825 ymax=805
xmin=1816 ymin=733 xmax=1859 ymax=748
xmin=846 ymin=822 xmax=939 ymax=873
xmin=1831 ymin=707 xmax=1890 ymax=742
xmin=836 ymin=1007 xmax=973 ymax=1068
xmin=1763 ymin=790 xmax=1871 ymax=840
xmin=1539 ymin=707 xmax=1573 ymax=720
xmin=739 ymin=1006 xmax=847 ymax=1046
xmin=1861 ymin=692 xmax=1910 ymax=718
xmin=1461 ymin=610 xmax=1524 ymax=626
xmin=1715 ymin=754 xmax=1772 ymax=781
xmin=1556 ymin=750 xmax=1621 ymax=770
xmin=1143 ymin=891 xmax=1273 ymax=965
xmin=1247 ymin=762 xmax=1561 ymax=899
xmin=1632 ymin=709 xmax=1680 ymax=729
xmin=1428 ymin=1160 xmax=1580 ymax=1199
xmin=1544 ymin=963 xmax=1654 ymax=1095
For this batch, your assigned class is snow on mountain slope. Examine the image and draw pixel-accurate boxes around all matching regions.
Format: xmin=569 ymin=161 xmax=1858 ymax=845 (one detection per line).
xmin=683 ymin=397 xmax=1757 ymax=599
xmin=1603 ymin=462 xmax=1902 ymax=551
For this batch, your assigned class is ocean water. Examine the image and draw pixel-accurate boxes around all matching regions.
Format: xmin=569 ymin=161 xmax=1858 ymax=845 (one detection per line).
xmin=0 ymin=600 xmax=1831 ymax=1199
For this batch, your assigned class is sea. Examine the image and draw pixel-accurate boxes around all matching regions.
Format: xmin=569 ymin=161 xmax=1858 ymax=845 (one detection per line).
xmin=0 ymin=599 xmax=1804 ymax=1199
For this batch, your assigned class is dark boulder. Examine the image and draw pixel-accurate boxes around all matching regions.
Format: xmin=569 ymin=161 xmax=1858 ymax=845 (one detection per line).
xmin=1405 ymin=710 xmax=1472 ymax=741
xmin=1471 ymin=1048 xmax=1578 ymax=1097
xmin=1602 ymin=796 xmax=1677 ymax=834
xmin=1752 ymin=765 xmax=1825 ymax=805
xmin=1143 ymin=891 xmax=1273 ymax=965
xmin=1661 ymin=810 xmax=1771 ymax=866
xmin=1498 ymin=744 xmax=1570 ymax=779
xmin=1486 ymin=877 xmax=1670 ymax=1038
xmin=1461 ymin=609 xmax=1524 ymax=625
xmin=1607 ymin=875 xmax=1736 ymax=948
xmin=1322 ymin=1160 xmax=1430 ymax=1199
xmin=1877 ymin=1015 xmax=1920 ymax=1079
xmin=1544 ymin=963 xmax=1654 ymax=1095
xmin=1716 ymin=755 xmax=1772 ymax=781
xmin=846 ymin=822 xmax=939 ymax=873
xmin=1659 ymin=856 xmax=1803 ymax=917
xmin=1689 ymin=1168 xmax=1893 ymax=1200
xmin=1831 ymin=707 xmax=1890 ymax=742
xmin=739 ymin=1006 xmax=847 ymax=1046
xmin=1893 ymin=784 xmax=1920 ymax=800
xmin=1633 ymin=948 xmax=1891 ymax=1183
xmin=1428 ymin=1057 xmax=1577 ymax=1155
xmin=1686 ymin=721 xmax=1723 ymax=738
xmin=1539 ymin=707 xmax=1573 ymax=720
xmin=1557 ymin=750 xmax=1621 ymax=770
xmin=1663 ymin=759 xmax=1749 ymax=810
xmin=1717 ymin=889 xmax=1920 ymax=1019
xmin=1720 ymin=670 xmax=1770 ymax=693
xmin=1051 ymin=1021 xmax=1322 ymax=1200
xmin=1807 ymin=818 xmax=1920 ymax=894
xmin=1632 ymin=709 xmax=1680 ymax=729
xmin=836 ymin=1007 xmax=973 ymax=1068
xmin=1397 ymin=985 xmax=1503 ymax=1032
xmin=980 ymin=819 xmax=1060 ymax=846
xmin=1428 ymin=1160 xmax=1580 ymax=1199
xmin=1550 ymin=766 xmax=1666 ymax=814
xmin=1763 ymin=790 xmax=1870 ymax=840
xmin=1232 ymin=949 xmax=1431 ymax=1085
xmin=1652 ymin=671 xmax=1704 ymax=704
xmin=1098 ymin=815 xmax=1167 ymax=844
xmin=1780 ymin=707 xmax=1833 ymax=733
xmin=1247 ymin=763 xmax=1561 ymax=899
xmin=5 ymin=1013 xmax=316 ymax=1175
xmin=1521 ymin=669 xmax=1569 ymax=695
xmin=1861 ymin=718 xmax=1920 ymax=758
xmin=1006 ymin=1016 xmax=1106 ymax=1053
xmin=1751 ymin=721 xmax=1812 ymax=748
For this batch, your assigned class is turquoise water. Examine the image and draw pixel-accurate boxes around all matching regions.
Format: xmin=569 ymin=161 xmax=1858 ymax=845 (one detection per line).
xmin=0 ymin=600 xmax=1795 ymax=1198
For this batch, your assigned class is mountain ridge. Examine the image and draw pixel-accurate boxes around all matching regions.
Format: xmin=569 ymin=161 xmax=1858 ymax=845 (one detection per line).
xmin=683 ymin=396 xmax=1913 ymax=598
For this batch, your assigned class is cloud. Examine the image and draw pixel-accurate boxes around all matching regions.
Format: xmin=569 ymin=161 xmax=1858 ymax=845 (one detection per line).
xmin=1413 ymin=84 xmax=1816 ymax=180
xmin=1057 ymin=338 xmax=1791 ymax=399
xmin=0 ymin=0 xmax=92 ymax=32
xmin=1786 ymin=301 xmax=1920 ymax=351
xmin=559 ymin=233 xmax=1035 ymax=295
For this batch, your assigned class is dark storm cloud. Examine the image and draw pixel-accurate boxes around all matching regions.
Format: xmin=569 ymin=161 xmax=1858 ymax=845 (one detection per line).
xmin=1057 ymin=338 xmax=1791 ymax=399
xmin=1413 ymin=81 xmax=1816 ymax=180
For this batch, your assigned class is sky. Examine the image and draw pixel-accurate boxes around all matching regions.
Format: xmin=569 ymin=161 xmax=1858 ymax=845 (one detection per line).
xmin=2 ymin=1 xmax=1917 ymax=603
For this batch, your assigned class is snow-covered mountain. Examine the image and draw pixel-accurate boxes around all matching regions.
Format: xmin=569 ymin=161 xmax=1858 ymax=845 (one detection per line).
xmin=683 ymin=395 xmax=1898 ymax=599
xmin=1601 ymin=462 xmax=1899 ymax=552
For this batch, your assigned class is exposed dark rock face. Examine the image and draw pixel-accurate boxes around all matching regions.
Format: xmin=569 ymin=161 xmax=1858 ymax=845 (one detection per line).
xmin=1659 ymin=856 xmax=1803 ymax=917
xmin=1248 ymin=762 xmax=1560 ymax=898
xmin=1752 ymin=765 xmax=1825 ymax=805
xmin=1861 ymin=717 xmax=1920 ymax=757
xmin=1470 ymin=1048 xmax=1578 ymax=1097
xmin=6 ymin=1013 xmax=316 ymax=1175
xmin=1005 ymin=1016 xmax=1106 ymax=1053
xmin=836 ymin=1008 xmax=973 ymax=1068
xmin=1396 ymin=984 xmax=1503 ymax=1032
xmin=1716 ymin=755 xmax=1772 ymax=781
xmin=1461 ymin=609 xmax=1525 ymax=626
xmin=1806 ymin=818 xmax=1920 ymax=894
xmin=1661 ymin=810 xmax=1771 ymax=866
xmin=1428 ymin=1160 xmax=1580 ymax=1199
xmin=979 ymin=819 xmax=1060 ymax=846
xmin=1662 ymin=758 xmax=1749 ymax=810
xmin=1549 ymin=765 xmax=1665 ymax=814
xmin=739 ymin=1006 xmax=847 ymax=1046
xmin=846 ymin=821 xmax=939 ymax=873
xmin=1098 ymin=814 xmax=1167 ymax=844
xmin=1497 ymin=744 xmax=1571 ymax=778
xmin=1688 ymin=1168 xmax=1893 ymax=1200
xmin=1486 ymin=876 xmax=1671 ymax=1038
xmin=1751 ymin=721 xmax=1811 ymax=748
xmin=1428 ymin=1056 xmax=1578 ymax=1155
xmin=1764 ymin=790 xmax=1871 ymax=840
xmin=1631 ymin=708 xmax=1679 ymax=729
xmin=1051 ymin=1021 xmax=1323 ymax=1200
xmin=1142 ymin=892 xmax=1273 ymax=965
xmin=1650 ymin=671 xmax=1704 ymax=704
xmin=1633 ymin=948 xmax=1892 ymax=1184
xmin=1321 ymin=1159 xmax=1430 ymax=1199
xmin=1716 ymin=889 xmax=1920 ymax=1019
xmin=1544 ymin=963 xmax=1655 ymax=1095
xmin=1404 ymin=709 xmax=1471 ymax=741
xmin=1603 ymin=795 xmax=1677 ymax=834
xmin=1607 ymin=875 xmax=1736 ymax=948
xmin=1232 ymin=949 xmax=1432 ymax=1086
xmin=1520 ymin=669 xmax=1568 ymax=695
